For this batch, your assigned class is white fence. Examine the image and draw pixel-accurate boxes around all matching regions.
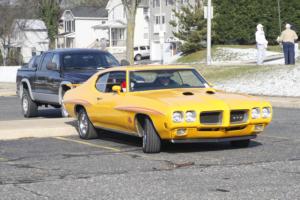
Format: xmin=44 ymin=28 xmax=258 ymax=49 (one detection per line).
xmin=0 ymin=66 xmax=21 ymax=82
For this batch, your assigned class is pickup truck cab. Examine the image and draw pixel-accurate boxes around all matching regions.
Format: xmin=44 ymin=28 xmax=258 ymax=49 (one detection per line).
xmin=16 ymin=48 xmax=121 ymax=117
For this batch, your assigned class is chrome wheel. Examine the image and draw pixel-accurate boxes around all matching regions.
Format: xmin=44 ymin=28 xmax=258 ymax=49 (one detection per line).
xmin=79 ymin=112 xmax=88 ymax=137
xmin=22 ymin=97 xmax=28 ymax=114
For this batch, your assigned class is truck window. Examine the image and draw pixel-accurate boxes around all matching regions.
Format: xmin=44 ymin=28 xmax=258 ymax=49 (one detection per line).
xmin=52 ymin=54 xmax=60 ymax=68
xmin=40 ymin=53 xmax=53 ymax=71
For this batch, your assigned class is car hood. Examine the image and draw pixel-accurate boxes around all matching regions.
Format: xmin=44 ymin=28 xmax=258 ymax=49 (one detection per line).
xmin=63 ymin=70 xmax=98 ymax=83
xmin=130 ymin=88 xmax=267 ymax=110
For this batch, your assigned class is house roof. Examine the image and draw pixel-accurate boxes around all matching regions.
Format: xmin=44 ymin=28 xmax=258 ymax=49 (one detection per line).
xmin=14 ymin=19 xmax=47 ymax=31
xmin=70 ymin=6 xmax=108 ymax=18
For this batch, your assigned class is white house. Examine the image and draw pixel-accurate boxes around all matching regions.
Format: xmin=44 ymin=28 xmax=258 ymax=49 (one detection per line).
xmin=10 ymin=19 xmax=49 ymax=63
xmin=92 ymin=0 xmax=150 ymax=59
xmin=56 ymin=6 xmax=108 ymax=49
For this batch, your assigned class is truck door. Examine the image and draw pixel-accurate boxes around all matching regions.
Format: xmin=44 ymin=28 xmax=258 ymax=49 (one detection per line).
xmin=46 ymin=53 xmax=62 ymax=103
xmin=33 ymin=53 xmax=55 ymax=102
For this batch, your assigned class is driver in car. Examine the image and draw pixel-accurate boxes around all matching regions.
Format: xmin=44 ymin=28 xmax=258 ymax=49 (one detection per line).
xmin=154 ymin=73 xmax=178 ymax=87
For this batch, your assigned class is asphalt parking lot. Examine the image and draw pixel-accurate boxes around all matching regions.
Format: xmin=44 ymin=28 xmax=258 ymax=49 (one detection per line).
xmin=0 ymin=96 xmax=299 ymax=199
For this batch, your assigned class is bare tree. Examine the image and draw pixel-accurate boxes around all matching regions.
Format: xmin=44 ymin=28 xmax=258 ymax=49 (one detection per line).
xmin=122 ymin=0 xmax=139 ymax=64
xmin=0 ymin=0 xmax=37 ymax=65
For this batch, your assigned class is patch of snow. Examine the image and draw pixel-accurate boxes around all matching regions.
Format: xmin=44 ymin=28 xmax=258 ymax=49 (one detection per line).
xmin=215 ymin=65 xmax=300 ymax=97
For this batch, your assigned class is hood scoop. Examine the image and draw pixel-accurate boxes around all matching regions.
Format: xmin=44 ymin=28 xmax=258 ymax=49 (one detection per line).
xmin=206 ymin=89 xmax=216 ymax=95
xmin=182 ymin=92 xmax=194 ymax=96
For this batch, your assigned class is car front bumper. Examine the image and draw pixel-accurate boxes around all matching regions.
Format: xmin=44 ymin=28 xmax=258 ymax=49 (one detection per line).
xmin=170 ymin=134 xmax=257 ymax=143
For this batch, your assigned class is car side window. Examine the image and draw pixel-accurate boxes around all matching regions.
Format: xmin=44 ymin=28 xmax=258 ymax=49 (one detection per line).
xmin=105 ymin=71 xmax=126 ymax=93
xmin=96 ymin=73 xmax=109 ymax=93
xmin=134 ymin=47 xmax=138 ymax=51
xmin=140 ymin=46 xmax=146 ymax=50
xmin=40 ymin=53 xmax=53 ymax=71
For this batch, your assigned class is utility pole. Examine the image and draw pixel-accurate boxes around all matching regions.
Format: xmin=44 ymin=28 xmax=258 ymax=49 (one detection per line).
xmin=207 ymin=0 xmax=212 ymax=65
xmin=277 ymin=0 xmax=281 ymax=33
xmin=159 ymin=0 xmax=164 ymax=64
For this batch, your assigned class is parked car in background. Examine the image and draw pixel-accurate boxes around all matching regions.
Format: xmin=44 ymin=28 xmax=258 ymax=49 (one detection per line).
xmin=16 ymin=48 xmax=121 ymax=118
xmin=134 ymin=46 xmax=150 ymax=61
xmin=63 ymin=65 xmax=272 ymax=153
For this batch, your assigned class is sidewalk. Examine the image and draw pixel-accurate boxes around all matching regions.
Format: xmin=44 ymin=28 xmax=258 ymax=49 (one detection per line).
xmin=0 ymin=82 xmax=16 ymax=96
xmin=0 ymin=118 xmax=77 ymax=140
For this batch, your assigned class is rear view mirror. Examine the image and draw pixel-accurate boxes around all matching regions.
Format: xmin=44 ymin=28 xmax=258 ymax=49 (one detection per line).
xmin=120 ymin=59 xmax=130 ymax=66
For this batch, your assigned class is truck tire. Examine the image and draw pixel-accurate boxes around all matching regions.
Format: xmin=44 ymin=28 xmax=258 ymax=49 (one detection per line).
xmin=21 ymin=89 xmax=38 ymax=118
xmin=142 ymin=118 xmax=161 ymax=153
xmin=77 ymin=108 xmax=98 ymax=139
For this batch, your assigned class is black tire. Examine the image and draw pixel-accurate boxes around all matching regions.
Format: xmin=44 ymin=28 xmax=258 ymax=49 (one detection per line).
xmin=21 ymin=89 xmax=38 ymax=118
xmin=135 ymin=54 xmax=142 ymax=61
xmin=230 ymin=139 xmax=250 ymax=148
xmin=77 ymin=108 xmax=98 ymax=139
xmin=142 ymin=118 xmax=161 ymax=153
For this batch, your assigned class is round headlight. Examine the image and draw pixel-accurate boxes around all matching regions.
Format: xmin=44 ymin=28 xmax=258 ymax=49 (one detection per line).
xmin=262 ymin=107 xmax=271 ymax=118
xmin=186 ymin=111 xmax=196 ymax=122
xmin=251 ymin=108 xmax=260 ymax=119
xmin=172 ymin=111 xmax=184 ymax=123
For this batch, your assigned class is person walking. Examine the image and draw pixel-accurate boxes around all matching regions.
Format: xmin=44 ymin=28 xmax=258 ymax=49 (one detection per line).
xmin=255 ymin=24 xmax=268 ymax=65
xmin=277 ymin=23 xmax=298 ymax=65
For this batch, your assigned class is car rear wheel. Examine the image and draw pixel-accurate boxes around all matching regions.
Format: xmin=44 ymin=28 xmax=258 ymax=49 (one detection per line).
xmin=230 ymin=139 xmax=250 ymax=148
xmin=77 ymin=109 xmax=98 ymax=139
xmin=142 ymin=118 xmax=161 ymax=153
xmin=22 ymin=89 xmax=38 ymax=118
xmin=135 ymin=54 xmax=142 ymax=61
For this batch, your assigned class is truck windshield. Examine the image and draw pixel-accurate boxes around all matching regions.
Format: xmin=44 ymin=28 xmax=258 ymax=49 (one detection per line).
xmin=62 ymin=52 xmax=120 ymax=70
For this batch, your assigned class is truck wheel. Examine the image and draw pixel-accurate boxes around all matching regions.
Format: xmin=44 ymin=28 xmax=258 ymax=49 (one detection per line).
xmin=230 ymin=139 xmax=250 ymax=148
xmin=142 ymin=118 xmax=161 ymax=153
xmin=21 ymin=89 xmax=38 ymax=118
xmin=135 ymin=54 xmax=142 ymax=61
xmin=77 ymin=108 xmax=98 ymax=139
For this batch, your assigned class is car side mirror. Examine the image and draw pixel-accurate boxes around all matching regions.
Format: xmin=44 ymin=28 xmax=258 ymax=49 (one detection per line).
xmin=47 ymin=62 xmax=59 ymax=71
xmin=120 ymin=59 xmax=130 ymax=66
xmin=112 ymin=85 xmax=121 ymax=94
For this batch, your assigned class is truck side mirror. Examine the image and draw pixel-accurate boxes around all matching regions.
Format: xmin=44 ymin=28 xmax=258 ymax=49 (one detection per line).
xmin=47 ymin=62 xmax=59 ymax=71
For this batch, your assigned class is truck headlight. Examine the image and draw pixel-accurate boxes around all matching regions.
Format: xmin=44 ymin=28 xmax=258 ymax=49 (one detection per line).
xmin=262 ymin=107 xmax=271 ymax=118
xmin=251 ymin=108 xmax=260 ymax=119
xmin=172 ymin=111 xmax=184 ymax=123
xmin=186 ymin=111 xmax=196 ymax=122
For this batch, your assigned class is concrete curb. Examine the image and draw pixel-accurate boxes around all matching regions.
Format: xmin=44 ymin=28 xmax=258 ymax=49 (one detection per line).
xmin=0 ymin=118 xmax=77 ymax=140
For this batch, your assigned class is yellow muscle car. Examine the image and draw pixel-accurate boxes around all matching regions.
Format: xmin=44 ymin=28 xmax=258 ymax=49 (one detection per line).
xmin=63 ymin=65 xmax=272 ymax=153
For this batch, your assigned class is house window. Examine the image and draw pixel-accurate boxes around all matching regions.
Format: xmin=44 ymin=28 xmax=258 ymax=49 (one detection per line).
xmin=155 ymin=16 xmax=160 ymax=24
xmin=153 ymin=0 xmax=160 ymax=7
xmin=162 ymin=16 xmax=165 ymax=24
xmin=143 ymin=8 xmax=148 ymax=15
xmin=64 ymin=20 xmax=75 ymax=33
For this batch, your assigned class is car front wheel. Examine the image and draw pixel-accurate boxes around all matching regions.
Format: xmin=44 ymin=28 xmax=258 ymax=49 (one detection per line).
xmin=135 ymin=54 xmax=142 ymax=61
xmin=142 ymin=118 xmax=161 ymax=153
xmin=77 ymin=109 xmax=98 ymax=139
xmin=21 ymin=89 xmax=38 ymax=118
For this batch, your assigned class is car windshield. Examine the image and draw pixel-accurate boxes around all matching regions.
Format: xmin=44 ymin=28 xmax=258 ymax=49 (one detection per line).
xmin=129 ymin=69 xmax=207 ymax=91
xmin=62 ymin=52 xmax=120 ymax=70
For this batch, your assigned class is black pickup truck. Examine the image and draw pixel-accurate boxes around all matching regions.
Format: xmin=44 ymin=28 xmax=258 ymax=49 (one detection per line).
xmin=16 ymin=48 xmax=122 ymax=117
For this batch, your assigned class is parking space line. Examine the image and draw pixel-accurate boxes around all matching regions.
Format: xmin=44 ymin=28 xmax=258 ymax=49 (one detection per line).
xmin=54 ymin=136 xmax=121 ymax=152
xmin=261 ymin=135 xmax=300 ymax=142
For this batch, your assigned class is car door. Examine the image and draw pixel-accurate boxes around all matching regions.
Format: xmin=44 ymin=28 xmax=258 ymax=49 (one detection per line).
xmin=91 ymin=71 xmax=131 ymax=132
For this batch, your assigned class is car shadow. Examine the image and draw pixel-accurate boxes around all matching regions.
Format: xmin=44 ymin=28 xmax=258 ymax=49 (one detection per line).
xmin=64 ymin=121 xmax=262 ymax=153
xmin=37 ymin=108 xmax=62 ymax=118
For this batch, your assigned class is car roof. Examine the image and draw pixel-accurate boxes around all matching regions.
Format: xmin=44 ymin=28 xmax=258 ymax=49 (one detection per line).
xmin=95 ymin=65 xmax=196 ymax=75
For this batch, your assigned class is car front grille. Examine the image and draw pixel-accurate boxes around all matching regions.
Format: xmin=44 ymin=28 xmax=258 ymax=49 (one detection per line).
xmin=230 ymin=110 xmax=248 ymax=124
xmin=200 ymin=111 xmax=222 ymax=124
